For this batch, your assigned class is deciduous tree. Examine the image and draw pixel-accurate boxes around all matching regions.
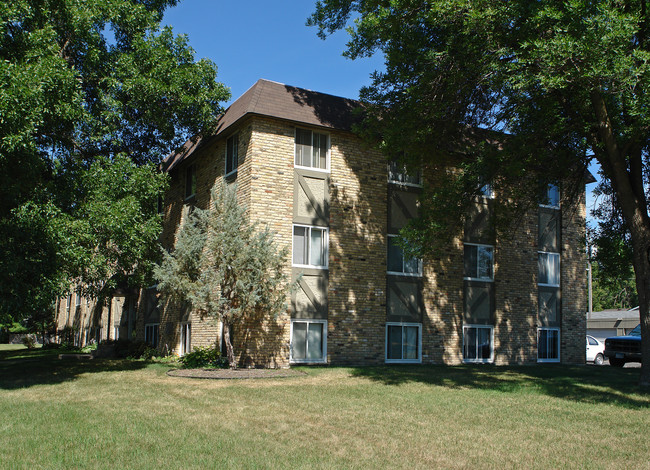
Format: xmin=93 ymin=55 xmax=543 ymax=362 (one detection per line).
xmin=0 ymin=1 xmax=229 ymax=323
xmin=311 ymin=0 xmax=650 ymax=385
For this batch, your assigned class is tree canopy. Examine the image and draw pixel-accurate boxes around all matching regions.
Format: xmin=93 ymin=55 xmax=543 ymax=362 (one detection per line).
xmin=155 ymin=182 xmax=292 ymax=368
xmin=0 ymin=0 xmax=230 ymax=324
xmin=310 ymin=0 xmax=650 ymax=385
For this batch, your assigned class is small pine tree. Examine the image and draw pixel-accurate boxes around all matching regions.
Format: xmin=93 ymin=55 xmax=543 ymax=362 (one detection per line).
xmin=155 ymin=181 xmax=291 ymax=368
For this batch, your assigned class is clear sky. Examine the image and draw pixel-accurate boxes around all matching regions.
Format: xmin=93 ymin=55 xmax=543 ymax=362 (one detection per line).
xmin=162 ymin=1 xmax=384 ymax=106
xmin=163 ymin=1 xmax=600 ymax=222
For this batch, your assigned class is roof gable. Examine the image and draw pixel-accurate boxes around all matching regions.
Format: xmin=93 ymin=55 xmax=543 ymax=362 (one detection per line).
xmin=165 ymin=79 xmax=362 ymax=171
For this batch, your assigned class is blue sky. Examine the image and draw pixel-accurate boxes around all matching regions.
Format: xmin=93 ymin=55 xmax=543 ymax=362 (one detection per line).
xmin=162 ymin=1 xmax=383 ymax=106
xmin=163 ymin=1 xmax=600 ymax=222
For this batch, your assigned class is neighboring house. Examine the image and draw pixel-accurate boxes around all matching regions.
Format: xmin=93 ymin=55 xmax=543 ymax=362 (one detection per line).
xmin=587 ymin=308 xmax=639 ymax=342
xmin=53 ymin=287 xmax=137 ymax=347
xmin=57 ymin=78 xmax=589 ymax=366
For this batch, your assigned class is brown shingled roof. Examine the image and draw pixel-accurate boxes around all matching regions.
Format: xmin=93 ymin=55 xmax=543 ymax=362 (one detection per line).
xmin=164 ymin=79 xmax=363 ymax=172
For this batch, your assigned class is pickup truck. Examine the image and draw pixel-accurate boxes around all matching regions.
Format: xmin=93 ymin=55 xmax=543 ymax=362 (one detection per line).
xmin=604 ymin=324 xmax=642 ymax=367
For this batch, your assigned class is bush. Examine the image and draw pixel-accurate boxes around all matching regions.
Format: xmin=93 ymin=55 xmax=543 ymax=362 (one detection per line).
xmin=180 ymin=346 xmax=227 ymax=369
xmin=41 ymin=342 xmax=61 ymax=350
xmin=80 ymin=342 xmax=98 ymax=353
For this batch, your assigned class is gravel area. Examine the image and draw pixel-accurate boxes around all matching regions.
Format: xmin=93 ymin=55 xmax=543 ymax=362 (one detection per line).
xmin=166 ymin=368 xmax=307 ymax=380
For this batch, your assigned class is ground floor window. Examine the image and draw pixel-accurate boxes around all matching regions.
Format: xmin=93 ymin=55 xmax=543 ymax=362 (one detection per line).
xmin=180 ymin=322 xmax=191 ymax=355
xmin=538 ymin=328 xmax=560 ymax=362
xmin=290 ymin=320 xmax=326 ymax=363
xmin=386 ymin=323 xmax=422 ymax=363
xmin=463 ymin=325 xmax=493 ymax=363
xmin=145 ymin=323 xmax=159 ymax=348
xmin=113 ymin=326 xmax=120 ymax=340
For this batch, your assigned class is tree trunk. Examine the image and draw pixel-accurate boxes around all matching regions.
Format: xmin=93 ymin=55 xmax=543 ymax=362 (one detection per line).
xmin=222 ymin=320 xmax=237 ymax=369
xmin=591 ymin=90 xmax=650 ymax=387
xmin=630 ymin=230 xmax=650 ymax=387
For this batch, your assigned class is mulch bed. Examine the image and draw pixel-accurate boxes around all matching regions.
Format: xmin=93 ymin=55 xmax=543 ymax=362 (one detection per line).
xmin=167 ymin=368 xmax=307 ymax=380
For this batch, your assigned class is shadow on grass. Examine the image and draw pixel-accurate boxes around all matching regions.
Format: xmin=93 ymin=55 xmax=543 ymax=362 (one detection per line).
xmin=0 ymin=348 xmax=149 ymax=390
xmin=349 ymin=364 xmax=650 ymax=409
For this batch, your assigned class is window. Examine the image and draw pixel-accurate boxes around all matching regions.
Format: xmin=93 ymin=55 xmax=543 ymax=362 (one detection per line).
xmin=386 ymin=323 xmax=422 ymax=362
xmin=180 ymin=322 xmax=191 ymax=356
xmin=293 ymin=225 xmax=328 ymax=268
xmin=291 ymin=320 xmax=326 ymax=363
xmin=538 ymin=252 xmax=560 ymax=286
xmin=75 ymin=291 xmax=81 ymax=308
xmin=145 ymin=323 xmax=159 ymax=348
xmin=463 ymin=325 xmax=493 ymax=363
xmin=541 ymin=183 xmax=560 ymax=208
xmin=463 ymin=243 xmax=494 ymax=281
xmin=295 ymin=128 xmax=328 ymax=170
xmin=538 ymin=328 xmax=560 ymax=362
xmin=157 ymin=195 xmax=164 ymax=215
xmin=225 ymin=134 xmax=238 ymax=176
xmin=388 ymin=161 xmax=422 ymax=186
xmin=185 ymin=164 xmax=196 ymax=200
xmin=387 ymin=235 xmax=422 ymax=276
xmin=113 ymin=326 xmax=120 ymax=340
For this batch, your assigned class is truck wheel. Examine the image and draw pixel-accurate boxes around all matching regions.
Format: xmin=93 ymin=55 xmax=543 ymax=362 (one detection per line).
xmin=609 ymin=358 xmax=625 ymax=367
xmin=594 ymin=354 xmax=604 ymax=365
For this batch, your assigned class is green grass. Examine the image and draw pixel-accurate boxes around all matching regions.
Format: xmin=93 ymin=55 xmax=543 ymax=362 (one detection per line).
xmin=1 ymin=349 xmax=648 ymax=469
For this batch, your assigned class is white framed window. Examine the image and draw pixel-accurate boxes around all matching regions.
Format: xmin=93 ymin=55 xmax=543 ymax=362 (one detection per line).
xmin=145 ymin=323 xmax=159 ymax=348
xmin=180 ymin=322 xmax=191 ymax=356
xmin=185 ymin=164 xmax=196 ymax=200
xmin=292 ymin=225 xmax=328 ymax=269
xmin=538 ymin=327 xmax=560 ymax=362
xmin=75 ymin=291 xmax=81 ymax=308
xmin=295 ymin=128 xmax=329 ymax=171
xmin=388 ymin=161 xmax=422 ymax=187
xmin=385 ymin=323 xmax=422 ymax=363
xmin=113 ymin=326 xmax=120 ymax=340
xmin=540 ymin=183 xmax=560 ymax=208
xmin=290 ymin=319 xmax=327 ymax=363
xmin=538 ymin=252 xmax=560 ymax=286
xmin=65 ymin=294 xmax=72 ymax=323
xmin=463 ymin=243 xmax=494 ymax=281
xmin=463 ymin=324 xmax=494 ymax=363
xmin=387 ymin=235 xmax=422 ymax=276
xmin=225 ymin=134 xmax=239 ymax=176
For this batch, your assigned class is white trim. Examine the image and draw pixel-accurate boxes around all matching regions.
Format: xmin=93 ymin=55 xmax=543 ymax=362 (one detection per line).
xmin=224 ymin=132 xmax=239 ymax=178
xmin=294 ymin=127 xmax=330 ymax=173
xmin=292 ymin=224 xmax=329 ymax=269
xmin=462 ymin=324 xmax=494 ymax=363
xmin=537 ymin=327 xmax=561 ymax=363
xmin=144 ymin=322 xmax=160 ymax=348
xmin=385 ymin=322 xmax=422 ymax=363
xmin=179 ymin=321 xmax=191 ymax=356
xmin=290 ymin=319 xmax=328 ymax=364
xmin=538 ymin=251 xmax=560 ymax=287
xmin=463 ymin=242 xmax=494 ymax=281
xmin=387 ymin=162 xmax=423 ymax=187
xmin=386 ymin=234 xmax=423 ymax=277
xmin=539 ymin=183 xmax=560 ymax=209
xmin=184 ymin=164 xmax=196 ymax=200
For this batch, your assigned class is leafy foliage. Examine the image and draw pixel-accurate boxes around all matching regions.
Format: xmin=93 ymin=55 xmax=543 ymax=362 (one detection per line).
xmin=179 ymin=346 xmax=227 ymax=369
xmin=0 ymin=0 xmax=230 ymax=323
xmin=155 ymin=182 xmax=293 ymax=368
xmin=311 ymin=0 xmax=650 ymax=385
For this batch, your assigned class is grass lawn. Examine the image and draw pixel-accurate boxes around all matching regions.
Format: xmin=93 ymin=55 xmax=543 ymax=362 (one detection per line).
xmin=1 ymin=348 xmax=648 ymax=469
